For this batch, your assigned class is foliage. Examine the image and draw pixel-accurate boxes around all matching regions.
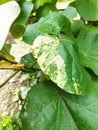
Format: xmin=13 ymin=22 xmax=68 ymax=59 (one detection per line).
xmin=1 ymin=0 xmax=98 ymax=129
xmin=21 ymin=79 xmax=98 ymax=130
xmin=0 ymin=1 xmax=20 ymax=49
xmin=0 ymin=112 xmax=21 ymax=130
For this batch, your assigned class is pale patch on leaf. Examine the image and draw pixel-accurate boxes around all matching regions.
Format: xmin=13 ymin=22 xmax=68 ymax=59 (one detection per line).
xmin=72 ymin=77 xmax=79 ymax=94
xmin=32 ymin=35 xmax=67 ymax=90
xmin=0 ymin=1 xmax=20 ymax=50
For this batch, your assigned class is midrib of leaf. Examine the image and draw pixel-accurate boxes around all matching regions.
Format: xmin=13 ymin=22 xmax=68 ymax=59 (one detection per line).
xmin=61 ymin=38 xmax=80 ymax=69
xmin=51 ymin=97 xmax=61 ymax=130
xmin=61 ymin=97 xmax=80 ymax=130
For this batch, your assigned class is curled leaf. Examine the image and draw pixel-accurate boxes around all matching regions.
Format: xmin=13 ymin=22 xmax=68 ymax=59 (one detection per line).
xmin=0 ymin=1 xmax=20 ymax=50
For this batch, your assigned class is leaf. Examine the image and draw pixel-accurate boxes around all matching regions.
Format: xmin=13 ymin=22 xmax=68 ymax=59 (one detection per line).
xmin=0 ymin=0 xmax=10 ymax=4
xmin=38 ymin=12 xmax=71 ymax=36
xmin=20 ymin=81 xmax=79 ymax=130
xmin=33 ymin=0 xmax=57 ymax=10
xmin=0 ymin=1 xmax=20 ymax=50
xmin=62 ymin=6 xmax=78 ymax=21
xmin=40 ymin=0 xmax=52 ymax=6
xmin=76 ymin=26 xmax=98 ymax=75
xmin=14 ymin=1 xmax=34 ymax=26
xmin=33 ymin=0 xmax=40 ymax=10
xmin=0 ymin=61 xmax=24 ymax=70
xmin=76 ymin=0 xmax=98 ymax=21
xmin=21 ymin=80 xmax=98 ymax=130
xmin=2 ymin=123 xmax=13 ymax=130
xmin=10 ymin=25 xmax=25 ymax=39
xmin=0 ymin=44 xmax=15 ymax=62
xmin=20 ymin=53 xmax=36 ymax=68
xmin=71 ymin=20 xmax=84 ymax=37
xmin=23 ymin=22 xmax=41 ymax=44
xmin=23 ymin=12 xmax=71 ymax=44
xmin=32 ymin=34 xmax=91 ymax=95
xmin=2 ymin=116 xmax=11 ymax=126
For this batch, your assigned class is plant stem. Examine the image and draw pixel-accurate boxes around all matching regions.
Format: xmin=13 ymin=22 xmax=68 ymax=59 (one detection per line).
xmin=0 ymin=70 xmax=19 ymax=88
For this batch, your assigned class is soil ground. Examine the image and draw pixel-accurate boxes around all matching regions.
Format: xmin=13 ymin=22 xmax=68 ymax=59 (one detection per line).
xmin=0 ymin=41 xmax=31 ymax=117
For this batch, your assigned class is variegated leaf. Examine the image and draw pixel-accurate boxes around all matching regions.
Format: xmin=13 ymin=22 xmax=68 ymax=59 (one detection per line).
xmin=32 ymin=34 xmax=92 ymax=95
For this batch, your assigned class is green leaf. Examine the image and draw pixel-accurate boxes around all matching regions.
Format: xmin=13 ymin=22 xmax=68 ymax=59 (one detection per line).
xmin=40 ymin=0 xmax=54 ymax=6
xmin=33 ymin=0 xmax=57 ymax=10
xmin=10 ymin=25 xmax=25 ymax=39
xmin=0 ymin=44 xmax=15 ymax=62
xmin=36 ymin=3 xmax=57 ymax=20
xmin=0 ymin=1 xmax=20 ymax=50
xmin=76 ymin=26 xmax=98 ymax=75
xmin=0 ymin=0 xmax=10 ymax=4
xmin=20 ymin=81 xmax=79 ymax=130
xmin=21 ymin=80 xmax=98 ymax=130
xmin=23 ymin=18 xmax=44 ymax=44
xmin=38 ymin=12 xmax=71 ymax=36
xmin=23 ymin=12 xmax=71 ymax=44
xmin=32 ymin=34 xmax=91 ymax=95
xmin=2 ymin=123 xmax=13 ymax=130
xmin=33 ymin=0 xmax=40 ymax=10
xmin=76 ymin=0 xmax=98 ymax=21
xmin=14 ymin=1 xmax=34 ymax=26
xmin=62 ymin=6 xmax=78 ymax=21
xmin=71 ymin=20 xmax=84 ymax=37
xmin=20 ymin=53 xmax=35 ymax=68
xmin=63 ymin=78 xmax=98 ymax=130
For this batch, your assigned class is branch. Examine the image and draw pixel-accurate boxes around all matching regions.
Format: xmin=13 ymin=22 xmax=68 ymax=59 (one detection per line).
xmin=0 ymin=70 xmax=19 ymax=88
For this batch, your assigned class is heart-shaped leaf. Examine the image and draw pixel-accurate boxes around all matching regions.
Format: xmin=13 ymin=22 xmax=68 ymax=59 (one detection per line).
xmin=76 ymin=26 xmax=98 ymax=75
xmin=32 ymin=34 xmax=91 ymax=95
xmin=76 ymin=0 xmax=98 ymax=21
xmin=23 ymin=12 xmax=71 ymax=44
xmin=0 ymin=1 xmax=20 ymax=50
xmin=21 ymin=80 xmax=98 ymax=130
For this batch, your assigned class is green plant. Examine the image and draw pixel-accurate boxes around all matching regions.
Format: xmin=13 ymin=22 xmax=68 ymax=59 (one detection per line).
xmin=1 ymin=0 xmax=98 ymax=129
xmin=0 ymin=112 xmax=21 ymax=130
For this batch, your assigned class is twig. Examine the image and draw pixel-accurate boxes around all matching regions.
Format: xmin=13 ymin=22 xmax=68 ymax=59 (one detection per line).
xmin=0 ymin=70 xmax=19 ymax=88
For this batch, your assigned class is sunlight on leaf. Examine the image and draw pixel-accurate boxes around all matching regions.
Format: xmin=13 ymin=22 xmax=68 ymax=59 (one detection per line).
xmin=0 ymin=1 xmax=20 ymax=50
